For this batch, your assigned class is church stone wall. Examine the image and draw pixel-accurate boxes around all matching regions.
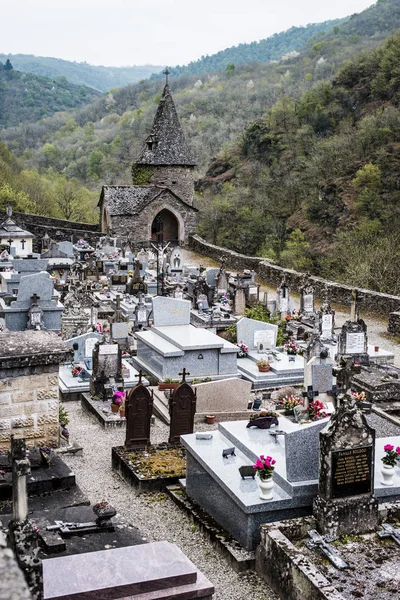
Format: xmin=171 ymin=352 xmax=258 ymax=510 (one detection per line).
xmin=148 ymin=166 xmax=195 ymax=206
xmin=109 ymin=194 xmax=197 ymax=248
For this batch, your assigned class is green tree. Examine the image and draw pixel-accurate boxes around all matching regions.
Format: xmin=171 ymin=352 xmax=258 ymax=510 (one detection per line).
xmin=4 ymin=59 xmax=13 ymax=71
xmin=279 ymin=229 xmax=313 ymax=271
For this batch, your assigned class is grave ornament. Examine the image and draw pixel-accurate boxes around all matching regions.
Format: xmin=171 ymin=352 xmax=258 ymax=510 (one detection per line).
xmin=125 ymin=370 xmax=154 ymax=450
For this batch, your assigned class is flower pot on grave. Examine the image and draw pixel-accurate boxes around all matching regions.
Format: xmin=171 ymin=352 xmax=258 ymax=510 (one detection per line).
xmin=111 ymin=403 xmax=120 ymax=413
xmin=284 ymin=409 xmax=294 ymax=416
xmin=206 ymin=415 xmax=216 ymax=425
xmin=380 ymin=464 xmax=396 ymax=486
xmin=258 ymin=366 xmax=271 ymax=373
xmin=119 ymin=406 xmax=125 ymax=418
xmin=257 ymin=476 xmax=274 ymax=500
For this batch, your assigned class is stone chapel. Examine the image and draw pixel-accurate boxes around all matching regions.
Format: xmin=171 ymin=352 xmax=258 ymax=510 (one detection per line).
xmin=98 ymin=79 xmax=197 ymax=248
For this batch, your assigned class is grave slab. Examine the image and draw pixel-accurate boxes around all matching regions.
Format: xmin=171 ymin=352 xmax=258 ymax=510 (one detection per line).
xmin=43 ymin=541 xmax=214 ymax=600
xmin=153 ymin=296 xmax=191 ymax=327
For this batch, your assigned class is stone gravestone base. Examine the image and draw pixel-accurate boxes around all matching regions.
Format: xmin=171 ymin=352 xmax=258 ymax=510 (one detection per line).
xmin=313 ymin=494 xmax=379 ymax=538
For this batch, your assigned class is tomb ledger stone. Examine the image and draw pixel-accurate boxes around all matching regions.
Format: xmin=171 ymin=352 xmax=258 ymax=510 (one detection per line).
xmin=125 ymin=383 xmax=154 ymax=450
xmin=313 ymin=394 xmax=379 ymax=537
xmin=169 ymin=382 xmax=196 ymax=445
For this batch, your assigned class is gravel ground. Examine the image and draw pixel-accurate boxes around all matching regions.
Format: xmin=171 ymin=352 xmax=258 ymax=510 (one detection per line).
xmin=61 ymin=402 xmax=278 ymax=600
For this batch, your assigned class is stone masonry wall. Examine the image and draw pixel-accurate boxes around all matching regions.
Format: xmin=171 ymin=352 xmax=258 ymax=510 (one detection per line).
xmin=189 ymin=235 xmax=400 ymax=317
xmin=149 ymin=166 xmax=195 ymax=206
xmin=0 ymin=365 xmax=60 ymax=452
xmin=0 ymin=210 xmax=102 ymax=252
xmin=110 ymin=193 xmax=197 ymax=248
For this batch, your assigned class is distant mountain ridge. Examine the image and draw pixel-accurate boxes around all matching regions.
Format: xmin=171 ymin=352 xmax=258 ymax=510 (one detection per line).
xmin=0 ymin=55 xmax=162 ymax=93
xmin=151 ymin=18 xmax=348 ymax=79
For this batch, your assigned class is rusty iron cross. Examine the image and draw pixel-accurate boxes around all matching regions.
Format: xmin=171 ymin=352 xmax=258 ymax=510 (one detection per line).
xmin=179 ymin=368 xmax=190 ymax=382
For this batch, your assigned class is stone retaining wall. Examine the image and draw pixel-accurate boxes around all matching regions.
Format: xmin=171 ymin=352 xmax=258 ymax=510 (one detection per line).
xmin=388 ymin=312 xmax=400 ymax=335
xmin=189 ymin=235 xmax=400 ymax=316
xmin=0 ymin=210 xmax=102 ymax=252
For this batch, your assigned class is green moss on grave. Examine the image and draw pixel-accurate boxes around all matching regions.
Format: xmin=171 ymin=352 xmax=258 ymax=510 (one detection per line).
xmin=131 ymin=163 xmax=154 ymax=185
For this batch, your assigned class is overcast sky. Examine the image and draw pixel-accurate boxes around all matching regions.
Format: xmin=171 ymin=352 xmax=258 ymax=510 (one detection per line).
xmin=2 ymin=0 xmax=375 ymax=67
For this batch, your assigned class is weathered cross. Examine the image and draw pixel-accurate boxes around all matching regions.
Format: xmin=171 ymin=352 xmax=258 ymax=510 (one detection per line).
xmin=179 ymin=368 xmax=190 ymax=382
xmin=135 ymin=370 xmax=144 ymax=385
xmin=10 ymin=436 xmax=31 ymax=523
xmin=306 ymin=530 xmax=348 ymax=570
xmin=350 ymin=289 xmax=364 ymax=322
xmin=378 ymin=523 xmax=400 ymax=547
xmin=163 ymin=67 xmax=170 ymax=85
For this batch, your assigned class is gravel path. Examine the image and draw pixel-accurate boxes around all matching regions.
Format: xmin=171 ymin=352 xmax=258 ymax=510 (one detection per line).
xmin=61 ymin=402 xmax=278 ymax=600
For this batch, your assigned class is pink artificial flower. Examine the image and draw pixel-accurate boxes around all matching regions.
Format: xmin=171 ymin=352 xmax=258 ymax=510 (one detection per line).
xmin=396 ymin=447 xmax=400 ymax=455
xmin=260 ymin=455 xmax=265 ymax=460
xmin=384 ymin=444 xmax=395 ymax=452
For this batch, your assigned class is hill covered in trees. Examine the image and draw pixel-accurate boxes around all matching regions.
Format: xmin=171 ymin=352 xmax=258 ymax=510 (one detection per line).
xmin=0 ymin=55 xmax=162 ymax=93
xmin=152 ymin=18 xmax=348 ymax=79
xmin=0 ymin=64 xmax=101 ymax=128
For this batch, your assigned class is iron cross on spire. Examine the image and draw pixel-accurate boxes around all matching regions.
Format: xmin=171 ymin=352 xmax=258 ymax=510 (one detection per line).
xmin=179 ymin=368 xmax=190 ymax=382
xmin=163 ymin=67 xmax=170 ymax=85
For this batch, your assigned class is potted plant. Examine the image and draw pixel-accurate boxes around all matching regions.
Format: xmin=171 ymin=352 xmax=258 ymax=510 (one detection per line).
xmin=277 ymin=395 xmax=304 ymax=415
xmin=256 ymin=359 xmax=271 ymax=373
xmin=284 ymin=339 xmax=299 ymax=355
xmin=247 ymin=411 xmax=279 ymax=430
xmin=380 ymin=444 xmax=400 ymax=486
xmin=236 ymin=341 xmax=249 ymax=358
xmin=252 ymin=454 xmax=276 ymax=500
xmin=158 ymin=378 xmax=180 ymax=391
xmin=111 ymin=389 xmax=126 ymax=414
xmin=71 ymin=365 xmax=83 ymax=378
xmin=206 ymin=414 xmax=216 ymax=425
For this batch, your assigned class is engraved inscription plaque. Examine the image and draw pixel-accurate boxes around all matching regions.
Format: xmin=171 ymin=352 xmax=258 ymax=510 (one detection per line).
xmin=331 ymin=446 xmax=372 ymax=499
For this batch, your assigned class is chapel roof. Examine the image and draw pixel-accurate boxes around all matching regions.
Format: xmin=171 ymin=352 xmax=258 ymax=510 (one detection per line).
xmin=136 ymin=84 xmax=196 ymax=167
xmin=99 ymin=185 xmax=197 ymax=216
xmin=0 ymin=216 xmax=34 ymax=239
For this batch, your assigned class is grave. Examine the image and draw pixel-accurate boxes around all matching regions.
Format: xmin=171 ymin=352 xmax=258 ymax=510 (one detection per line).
xmin=134 ymin=297 xmax=239 ymax=381
xmin=337 ymin=290 xmax=369 ymax=366
xmin=193 ymin=378 xmax=252 ymax=422
xmin=181 ymin=407 xmax=400 ymax=550
xmin=235 ymin=317 xmax=304 ymax=389
xmin=42 ymin=541 xmax=214 ymax=600
xmin=313 ymin=391 xmax=380 ymax=537
xmin=276 ymin=275 xmax=291 ymax=318
xmin=125 ymin=372 xmax=154 ymax=450
xmin=169 ymin=370 xmax=196 ymax=444
xmin=1 ymin=271 xmax=64 ymax=332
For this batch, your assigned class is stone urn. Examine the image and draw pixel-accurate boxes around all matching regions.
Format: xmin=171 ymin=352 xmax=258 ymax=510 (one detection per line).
xmin=257 ymin=476 xmax=274 ymax=500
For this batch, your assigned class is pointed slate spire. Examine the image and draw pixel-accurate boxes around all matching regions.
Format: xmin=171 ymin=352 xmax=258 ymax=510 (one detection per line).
xmin=136 ymin=84 xmax=196 ymax=166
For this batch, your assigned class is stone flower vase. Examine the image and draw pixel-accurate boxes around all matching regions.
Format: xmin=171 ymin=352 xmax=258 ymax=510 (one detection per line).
xmin=257 ymin=476 xmax=274 ymax=500
xmin=380 ymin=463 xmax=396 ymax=486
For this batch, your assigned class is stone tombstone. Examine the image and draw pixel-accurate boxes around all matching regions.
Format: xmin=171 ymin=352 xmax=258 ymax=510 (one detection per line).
xmin=66 ymin=332 xmax=103 ymax=361
xmin=125 ymin=378 xmax=154 ymax=450
xmin=111 ymin=321 xmax=130 ymax=344
xmin=90 ymin=341 xmax=123 ymax=399
xmin=12 ymin=272 xmax=54 ymax=308
xmin=276 ymin=275 xmax=290 ymax=316
xmin=337 ymin=320 xmax=369 ymax=366
xmin=313 ymin=394 xmax=379 ymax=537
xmin=214 ymin=262 xmax=229 ymax=296
xmin=58 ymin=241 xmax=74 ymax=258
xmin=197 ymin=293 xmax=209 ymax=311
xmin=170 ymin=247 xmax=183 ymax=271
xmin=233 ymin=287 xmax=246 ymax=316
xmin=134 ymin=296 xmax=149 ymax=327
xmin=299 ymin=273 xmax=314 ymax=316
xmin=169 ymin=376 xmax=197 ymax=445
xmin=312 ymin=363 xmax=333 ymax=394
xmin=319 ymin=290 xmax=335 ymax=340
xmin=152 ymin=296 xmax=191 ymax=327
xmin=236 ymin=317 xmax=278 ymax=351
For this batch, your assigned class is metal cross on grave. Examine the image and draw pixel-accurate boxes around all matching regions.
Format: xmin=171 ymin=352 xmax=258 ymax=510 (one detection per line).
xmin=31 ymin=293 xmax=40 ymax=305
xmin=179 ymin=368 xmax=190 ymax=383
xmin=7 ymin=238 xmax=13 ymax=247
xmin=350 ymin=289 xmax=364 ymax=323
xmin=302 ymin=385 xmax=319 ymax=410
xmin=135 ymin=369 xmax=144 ymax=385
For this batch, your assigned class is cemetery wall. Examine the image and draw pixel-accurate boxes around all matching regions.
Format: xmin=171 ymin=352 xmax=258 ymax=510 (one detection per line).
xmin=0 ymin=367 xmax=60 ymax=452
xmin=189 ymin=235 xmax=400 ymax=316
xmin=0 ymin=210 xmax=102 ymax=251
xmin=0 ymin=532 xmax=32 ymax=600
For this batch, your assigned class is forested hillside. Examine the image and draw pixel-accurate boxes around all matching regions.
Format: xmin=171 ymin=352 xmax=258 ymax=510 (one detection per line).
xmin=197 ymin=30 xmax=400 ymax=294
xmin=152 ymin=19 xmax=347 ymax=79
xmin=0 ymin=64 xmax=100 ymax=128
xmin=0 ymin=55 xmax=162 ymax=93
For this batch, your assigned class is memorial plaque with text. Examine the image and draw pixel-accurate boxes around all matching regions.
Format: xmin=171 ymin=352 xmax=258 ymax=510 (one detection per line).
xmin=345 ymin=332 xmax=365 ymax=354
xmin=331 ymin=446 xmax=372 ymax=499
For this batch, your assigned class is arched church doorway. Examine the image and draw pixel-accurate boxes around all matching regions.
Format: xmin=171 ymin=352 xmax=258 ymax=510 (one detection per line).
xmin=151 ymin=209 xmax=179 ymax=243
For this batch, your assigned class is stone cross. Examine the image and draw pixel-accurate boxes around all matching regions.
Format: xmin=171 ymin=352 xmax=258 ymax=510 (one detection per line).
xmin=306 ymin=530 xmax=348 ymax=570
xmin=378 ymin=524 xmax=400 ymax=546
xmin=350 ymin=289 xmax=364 ymax=322
xmin=179 ymin=368 xmax=190 ymax=382
xmin=333 ymin=357 xmax=360 ymax=399
xmin=135 ymin=369 xmax=144 ymax=385
xmin=10 ymin=436 xmax=31 ymax=523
